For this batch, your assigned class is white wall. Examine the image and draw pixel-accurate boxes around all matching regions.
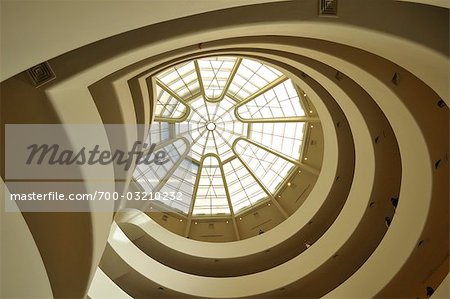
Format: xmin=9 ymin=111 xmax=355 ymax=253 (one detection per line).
xmin=0 ymin=0 xmax=285 ymax=81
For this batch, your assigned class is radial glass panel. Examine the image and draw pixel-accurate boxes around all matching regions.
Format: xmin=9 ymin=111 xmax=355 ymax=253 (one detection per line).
xmin=133 ymin=138 xmax=188 ymax=193
xmin=234 ymin=139 xmax=296 ymax=193
xmin=143 ymin=121 xmax=170 ymax=145
xmin=228 ymin=58 xmax=283 ymax=101
xmin=158 ymin=158 xmax=198 ymax=213
xmin=193 ymin=156 xmax=230 ymax=215
xmin=154 ymin=84 xmax=188 ymax=120
xmin=156 ymin=61 xmax=200 ymax=100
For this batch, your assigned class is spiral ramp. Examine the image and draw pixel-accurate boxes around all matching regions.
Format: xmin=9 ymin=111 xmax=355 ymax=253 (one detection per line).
xmin=0 ymin=1 xmax=448 ymax=298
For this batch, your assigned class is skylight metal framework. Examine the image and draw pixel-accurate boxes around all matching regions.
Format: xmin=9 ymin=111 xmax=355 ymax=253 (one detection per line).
xmin=192 ymin=155 xmax=230 ymax=215
xmin=234 ymin=138 xmax=296 ymax=194
xmin=195 ymin=56 xmax=240 ymax=102
xmin=157 ymin=61 xmax=200 ymax=100
xmin=228 ymin=58 xmax=283 ymax=101
xmin=236 ymin=79 xmax=305 ymax=121
xmin=134 ymin=56 xmax=318 ymax=228
xmin=153 ymin=83 xmax=190 ymax=122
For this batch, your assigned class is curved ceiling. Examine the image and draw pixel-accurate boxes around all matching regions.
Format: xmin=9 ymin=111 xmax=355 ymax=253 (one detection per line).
xmin=1 ymin=1 xmax=448 ymax=299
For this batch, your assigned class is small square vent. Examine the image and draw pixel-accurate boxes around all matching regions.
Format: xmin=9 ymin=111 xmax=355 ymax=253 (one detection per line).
xmin=27 ymin=61 xmax=55 ymax=87
xmin=319 ymin=0 xmax=338 ymax=16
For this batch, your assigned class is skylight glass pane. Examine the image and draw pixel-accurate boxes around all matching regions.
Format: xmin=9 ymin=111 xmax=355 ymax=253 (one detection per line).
xmin=251 ymin=122 xmax=305 ymax=159
xmin=192 ymin=156 xmax=230 ymax=215
xmin=142 ymin=55 xmax=311 ymax=221
xmin=197 ymin=57 xmax=237 ymax=100
xmin=133 ymin=138 xmax=188 ymax=194
xmin=143 ymin=122 xmax=170 ymax=145
xmin=158 ymin=158 xmax=198 ymax=214
xmin=154 ymin=85 xmax=188 ymax=120
xmin=237 ymin=79 xmax=305 ymax=121
xmin=157 ymin=61 xmax=199 ymax=100
xmin=234 ymin=139 xmax=295 ymax=193
xmin=175 ymin=96 xmax=247 ymax=163
xmin=228 ymin=58 xmax=283 ymax=101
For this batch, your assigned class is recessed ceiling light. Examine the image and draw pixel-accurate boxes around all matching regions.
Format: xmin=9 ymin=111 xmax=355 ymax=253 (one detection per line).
xmin=309 ymin=110 xmax=313 ymax=113
xmin=304 ymin=157 xmax=308 ymax=160
xmin=287 ymin=182 xmax=292 ymax=187
xmin=268 ymin=203 xmax=271 ymax=206
xmin=179 ymin=219 xmax=183 ymax=222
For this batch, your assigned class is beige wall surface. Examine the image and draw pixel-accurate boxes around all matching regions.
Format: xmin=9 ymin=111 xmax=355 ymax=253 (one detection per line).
xmin=0 ymin=0 xmax=286 ymax=81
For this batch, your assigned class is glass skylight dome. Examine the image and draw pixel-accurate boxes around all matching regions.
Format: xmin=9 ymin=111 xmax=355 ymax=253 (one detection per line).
xmin=133 ymin=56 xmax=313 ymax=217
